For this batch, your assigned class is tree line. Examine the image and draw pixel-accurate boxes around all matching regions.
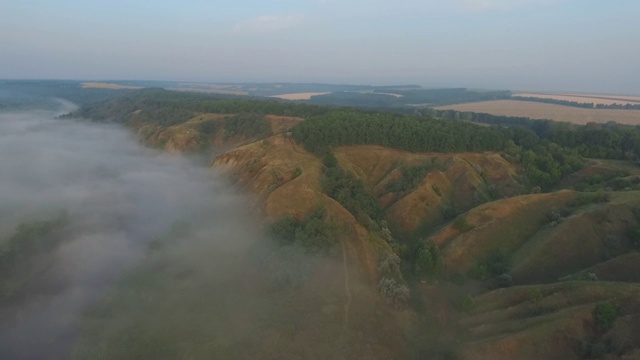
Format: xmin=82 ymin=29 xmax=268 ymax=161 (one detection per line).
xmin=66 ymin=88 xmax=330 ymax=126
xmin=512 ymin=96 xmax=640 ymax=110
xmin=432 ymin=109 xmax=640 ymax=160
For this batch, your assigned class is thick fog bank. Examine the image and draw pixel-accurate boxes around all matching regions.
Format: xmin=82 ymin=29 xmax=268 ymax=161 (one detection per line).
xmin=0 ymin=105 xmax=258 ymax=359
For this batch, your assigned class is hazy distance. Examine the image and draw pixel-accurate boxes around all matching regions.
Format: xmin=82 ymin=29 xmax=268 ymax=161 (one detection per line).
xmin=1 ymin=0 xmax=639 ymax=94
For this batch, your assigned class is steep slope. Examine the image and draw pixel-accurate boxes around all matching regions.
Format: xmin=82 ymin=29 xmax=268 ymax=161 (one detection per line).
xmin=132 ymin=111 xmax=302 ymax=153
xmin=332 ymin=146 xmax=524 ymax=237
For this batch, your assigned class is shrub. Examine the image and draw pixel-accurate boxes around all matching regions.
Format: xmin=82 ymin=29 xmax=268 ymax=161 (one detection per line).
xmin=413 ymin=242 xmax=442 ymax=278
xmin=378 ymin=253 xmax=401 ymax=276
xmin=267 ymin=209 xmax=336 ymax=253
xmin=529 ymin=287 xmax=543 ymax=303
xmin=198 ymin=120 xmax=219 ymax=135
xmin=458 ymin=295 xmax=475 ymax=312
xmin=452 ymin=216 xmax=473 ymax=232
xmin=292 ymin=167 xmax=302 ymax=179
xmin=593 ymin=302 xmax=617 ymax=332
xmin=473 ymin=249 xmax=511 ymax=279
xmin=378 ymin=277 xmax=410 ymax=309
xmin=497 ymin=273 xmax=513 ymax=288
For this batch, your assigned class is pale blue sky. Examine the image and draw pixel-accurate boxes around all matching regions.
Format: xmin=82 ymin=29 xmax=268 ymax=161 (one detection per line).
xmin=1 ymin=0 xmax=639 ymax=93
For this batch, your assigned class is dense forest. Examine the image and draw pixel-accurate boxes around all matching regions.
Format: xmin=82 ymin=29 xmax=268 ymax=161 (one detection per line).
xmin=432 ymin=109 xmax=640 ymax=160
xmin=291 ymin=109 xmax=583 ymax=188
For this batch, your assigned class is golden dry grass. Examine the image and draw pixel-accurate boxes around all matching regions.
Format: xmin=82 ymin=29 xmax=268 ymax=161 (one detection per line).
xmin=457 ymin=282 xmax=640 ymax=360
xmin=516 ymin=93 xmax=640 ymax=105
xmin=212 ymin=138 xmax=390 ymax=285
xmin=81 ymin=82 xmax=143 ymax=90
xmin=270 ymin=92 xmax=331 ymax=100
xmin=432 ymin=191 xmax=577 ymax=274
xmin=436 ymin=100 xmax=640 ymax=125
xmin=265 ymin=114 xmax=303 ymax=134
xmin=331 ymin=146 xmax=523 ymax=236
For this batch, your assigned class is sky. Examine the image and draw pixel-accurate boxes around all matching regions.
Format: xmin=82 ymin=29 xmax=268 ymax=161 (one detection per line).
xmin=1 ymin=0 xmax=639 ymax=93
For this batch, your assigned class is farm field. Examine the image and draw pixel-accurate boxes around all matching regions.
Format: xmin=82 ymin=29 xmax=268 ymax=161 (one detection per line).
xmin=515 ymin=92 xmax=640 ymax=105
xmin=81 ymin=82 xmax=143 ymax=90
xmin=270 ymin=92 xmax=331 ymax=100
xmin=436 ymin=99 xmax=640 ymax=125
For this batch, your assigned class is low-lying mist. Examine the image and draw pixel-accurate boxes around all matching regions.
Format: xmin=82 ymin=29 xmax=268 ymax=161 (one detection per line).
xmin=0 ymin=100 xmax=408 ymax=360
xmin=0 ymin=102 xmax=263 ymax=358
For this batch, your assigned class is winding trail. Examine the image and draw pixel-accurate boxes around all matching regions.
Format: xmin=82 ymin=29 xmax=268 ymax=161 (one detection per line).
xmin=341 ymin=240 xmax=352 ymax=334
xmin=286 ymin=134 xmax=305 ymax=154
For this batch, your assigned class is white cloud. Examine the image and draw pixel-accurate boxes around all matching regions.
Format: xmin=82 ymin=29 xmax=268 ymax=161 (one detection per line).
xmin=233 ymin=14 xmax=305 ymax=34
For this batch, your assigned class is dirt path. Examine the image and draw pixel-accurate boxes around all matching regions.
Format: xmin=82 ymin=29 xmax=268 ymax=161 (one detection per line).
xmin=341 ymin=240 xmax=352 ymax=334
xmin=286 ymin=134 xmax=305 ymax=154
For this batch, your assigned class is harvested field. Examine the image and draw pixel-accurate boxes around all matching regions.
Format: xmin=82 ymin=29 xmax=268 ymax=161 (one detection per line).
xmin=81 ymin=82 xmax=143 ymax=90
xmin=172 ymin=87 xmax=248 ymax=95
xmin=436 ymin=100 xmax=640 ymax=125
xmin=270 ymin=92 xmax=331 ymax=100
xmin=515 ymin=93 xmax=640 ymax=105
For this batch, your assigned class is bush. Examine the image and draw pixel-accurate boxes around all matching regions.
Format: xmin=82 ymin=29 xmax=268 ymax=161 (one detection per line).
xmin=413 ymin=242 xmax=442 ymax=278
xmin=268 ymin=209 xmax=336 ymax=253
xmin=473 ymin=249 xmax=511 ymax=280
xmin=496 ymin=273 xmax=513 ymax=288
xmin=198 ymin=120 xmax=219 ymax=135
xmin=378 ymin=277 xmax=410 ymax=309
xmin=292 ymin=167 xmax=302 ymax=179
xmin=452 ymin=216 xmax=472 ymax=232
xmin=321 ymin=153 xmax=382 ymax=224
xmin=457 ymin=295 xmax=475 ymax=312
xmin=593 ymin=302 xmax=617 ymax=332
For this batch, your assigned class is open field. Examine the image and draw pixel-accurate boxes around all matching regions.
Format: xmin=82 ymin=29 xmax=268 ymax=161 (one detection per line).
xmin=515 ymin=93 xmax=640 ymax=105
xmin=436 ymin=100 xmax=640 ymax=125
xmin=270 ymin=92 xmax=331 ymax=100
xmin=172 ymin=87 xmax=248 ymax=95
xmin=81 ymin=82 xmax=143 ymax=90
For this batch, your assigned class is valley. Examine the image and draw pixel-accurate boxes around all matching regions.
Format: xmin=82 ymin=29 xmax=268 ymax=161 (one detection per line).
xmin=2 ymin=83 xmax=640 ymax=359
